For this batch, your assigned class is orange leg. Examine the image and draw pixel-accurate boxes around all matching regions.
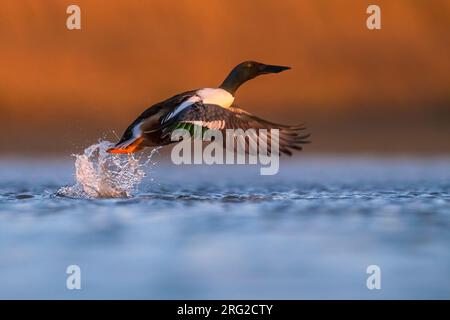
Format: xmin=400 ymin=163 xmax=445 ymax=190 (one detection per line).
xmin=107 ymin=137 xmax=144 ymax=154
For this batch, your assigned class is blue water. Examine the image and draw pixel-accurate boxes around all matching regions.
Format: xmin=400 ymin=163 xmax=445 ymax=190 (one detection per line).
xmin=0 ymin=156 xmax=449 ymax=299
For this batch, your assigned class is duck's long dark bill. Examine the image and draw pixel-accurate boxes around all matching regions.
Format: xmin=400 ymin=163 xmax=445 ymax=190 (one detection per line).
xmin=107 ymin=137 xmax=144 ymax=154
xmin=260 ymin=64 xmax=291 ymax=74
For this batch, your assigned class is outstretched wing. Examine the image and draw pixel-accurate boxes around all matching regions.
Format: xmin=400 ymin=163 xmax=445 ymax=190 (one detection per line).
xmin=163 ymin=103 xmax=310 ymax=156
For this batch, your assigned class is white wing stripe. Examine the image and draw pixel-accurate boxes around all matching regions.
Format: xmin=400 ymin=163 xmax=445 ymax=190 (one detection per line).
xmin=162 ymin=95 xmax=201 ymax=123
xmin=161 ymin=88 xmax=234 ymax=124
xmin=183 ymin=120 xmax=225 ymax=130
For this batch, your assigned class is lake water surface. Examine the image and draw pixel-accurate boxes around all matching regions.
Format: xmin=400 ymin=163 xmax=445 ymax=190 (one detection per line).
xmin=0 ymin=156 xmax=449 ymax=299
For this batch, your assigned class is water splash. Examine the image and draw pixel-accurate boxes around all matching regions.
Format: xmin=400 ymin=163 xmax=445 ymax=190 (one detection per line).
xmin=58 ymin=141 xmax=160 ymax=198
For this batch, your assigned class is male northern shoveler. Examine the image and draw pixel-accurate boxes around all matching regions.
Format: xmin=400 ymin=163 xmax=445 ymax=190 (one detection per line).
xmin=107 ymin=61 xmax=310 ymax=155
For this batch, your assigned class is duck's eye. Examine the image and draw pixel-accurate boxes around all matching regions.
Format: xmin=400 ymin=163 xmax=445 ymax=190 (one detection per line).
xmin=246 ymin=63 xmax=252 ymax=68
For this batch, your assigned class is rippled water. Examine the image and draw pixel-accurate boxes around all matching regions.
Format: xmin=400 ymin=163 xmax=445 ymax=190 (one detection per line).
xmin=0 ymin=156 xmax=449 ymax=299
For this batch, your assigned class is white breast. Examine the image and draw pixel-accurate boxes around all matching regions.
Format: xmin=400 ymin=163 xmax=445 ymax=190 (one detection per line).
xmin=197 ymin=88 xmax=234 ymax=108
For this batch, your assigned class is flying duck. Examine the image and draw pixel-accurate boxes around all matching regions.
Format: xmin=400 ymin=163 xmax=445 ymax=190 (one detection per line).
xmin=107 ymin=61 xmax=310 ymax=155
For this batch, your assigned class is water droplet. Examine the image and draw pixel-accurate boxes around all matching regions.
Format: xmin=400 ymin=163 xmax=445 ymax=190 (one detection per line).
xmin=57 ymin=141 xmax=161 ymax=198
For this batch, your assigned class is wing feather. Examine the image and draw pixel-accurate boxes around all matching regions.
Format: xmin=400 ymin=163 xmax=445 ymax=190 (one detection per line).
xmin=163 ymin=103 xmax=310 ymax=156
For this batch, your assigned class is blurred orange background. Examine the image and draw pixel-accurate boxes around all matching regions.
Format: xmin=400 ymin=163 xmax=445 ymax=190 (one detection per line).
xmin=0 ymin=0 xmax=449 ymax=155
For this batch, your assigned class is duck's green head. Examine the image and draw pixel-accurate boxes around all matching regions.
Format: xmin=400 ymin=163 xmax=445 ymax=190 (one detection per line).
xmin=220 ymin=61 xmax=290 ymax=95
